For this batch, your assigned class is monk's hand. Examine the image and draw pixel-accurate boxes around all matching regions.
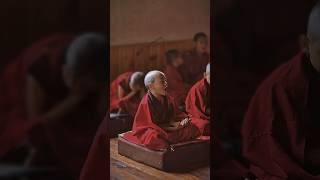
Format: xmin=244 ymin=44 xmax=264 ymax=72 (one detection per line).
xmin=180 ymin=117 xmax=190 ymax=126
xmin=161 ymin=121 xmax=181 ymax=131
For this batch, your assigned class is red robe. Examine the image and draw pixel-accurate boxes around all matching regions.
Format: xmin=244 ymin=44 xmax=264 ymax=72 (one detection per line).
xmin=123 ymin=92 xmax=201 ymax=150
xmin=185 ymin=78 xmax=210 ymax=135
xmin=79 ymin=116 xmax=108 ymax=180
xmin=164 ymin=65 xmax=190 ymax=106
xmin=0 ymin=34 xmax=74 ymax=156
xmin=242 ymin=52 xmax=320 ymax=179
xmin=109 ymin=72 xmax=142 ymax=117
xmin=181 ymin=49 xmax=209 ymax=85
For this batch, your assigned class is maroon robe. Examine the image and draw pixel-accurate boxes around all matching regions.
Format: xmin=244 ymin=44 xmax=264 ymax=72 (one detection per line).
xmin=242 ymin=52 xmax=320 ymax=179
xmin=123 ymin=92 xmax=201 ymax=150
xmin=181 ymin=49 xmax=209 ymax=85
xmin=79 ymin=116 xmax=108 ymax=180
xmin=185 ymin=78 xmax=210 ymax=135
xmin=109 ymin=72 xmax=142 ymax=117
xmin=0 ymin=34 xmax=74 ymax=156
xmin=164 ymin=65 xmax=191 ymax=106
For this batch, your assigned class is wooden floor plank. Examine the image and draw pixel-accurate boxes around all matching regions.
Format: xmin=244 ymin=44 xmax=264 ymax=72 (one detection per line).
xmin=110 ymin=138 xmax=210 ymax=180
xmin=110 ymin=158 xmax=161 ymax=180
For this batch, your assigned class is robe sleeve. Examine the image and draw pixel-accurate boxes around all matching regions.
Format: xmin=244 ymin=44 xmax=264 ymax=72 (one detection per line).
xmin=242 ymin=84 xmax=316 ymax=179
xmin=186 ymin=86 xmax=208 ymax=120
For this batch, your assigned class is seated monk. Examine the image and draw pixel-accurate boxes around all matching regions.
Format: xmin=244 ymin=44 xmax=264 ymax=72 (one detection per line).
xmin=110 ymin=71 xmax=145 ymax=117
xmin=242 ymin=2 xmax=320 ymax=179
xmin=180 ymin=32 xmax=209 ymax=85
xmin=123 ymin=70 xmax=201 ymax=150
xmin=24 ymin=33 xmax=106 ymax=178
xmin=163 ymin=49 xmax=191 ymax=107
xmin=185 ymin=63 xmax=210 ymax=136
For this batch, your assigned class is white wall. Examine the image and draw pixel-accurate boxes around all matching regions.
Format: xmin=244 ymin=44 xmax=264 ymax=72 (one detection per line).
xmin=110 ymin=0 xmax=210 ymax=45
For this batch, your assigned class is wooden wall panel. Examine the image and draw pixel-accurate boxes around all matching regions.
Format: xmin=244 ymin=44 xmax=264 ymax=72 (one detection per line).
xmin=110 ymin=39 xmax=194 ymax=81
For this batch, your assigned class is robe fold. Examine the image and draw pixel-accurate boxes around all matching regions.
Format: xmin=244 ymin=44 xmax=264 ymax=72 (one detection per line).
xmin=0 ymin=34 xmax=74 ymax=156
xmin=185 ymin=78 xmax=210 ymax=135
xmin=123 ymin=92 xmax=201 ymax=150
xmin=164 ymin=65 xmax=190 ymax=106
xmin=79 ymin=117 xmax=108 ymax=180
xmin=109 ymin=72 xmax=142 ymax=117
xmin=242 ymin=52 xmax=320 ymax=179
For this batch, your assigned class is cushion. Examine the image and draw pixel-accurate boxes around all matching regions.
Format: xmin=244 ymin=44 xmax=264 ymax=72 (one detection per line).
xmin=118 ymin=133 xmax=210 ymax=172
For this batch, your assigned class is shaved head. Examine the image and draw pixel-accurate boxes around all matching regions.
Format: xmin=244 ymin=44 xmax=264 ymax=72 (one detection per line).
xmin=129 ymin=72 xmax=145 ymax=90
xmin=144 ymin=70 xmax=167 ymax=96
xmin=308 ymin=1 xmax=320 ymax=43
xmin=66 ymin=33 xmax=106 ymax=82
xmin=144 ymin=70 xmax=165 ymax=87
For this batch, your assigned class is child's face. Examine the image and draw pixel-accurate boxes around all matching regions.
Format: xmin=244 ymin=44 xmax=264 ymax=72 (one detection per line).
xmin=150 ymin=74 xmax=168 ymax=96
xmin=204 ymin=72 xmax=210 ymax=85
xmin=195 ymin=37 xmax=208 ymax=54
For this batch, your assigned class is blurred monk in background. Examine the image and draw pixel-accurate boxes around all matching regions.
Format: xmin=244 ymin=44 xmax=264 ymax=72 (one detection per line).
xmin=242 ymin=2 xmax=320 ymax=179
xmin=110 ymin=71 xmax=145 ymax=117
xmin=181 ymin=32 xmax=209 ymax=85
xmin=185 ymin=63 xmax=210 ymax=136
xmin=164 ymin=49 xmax=191 ymax=108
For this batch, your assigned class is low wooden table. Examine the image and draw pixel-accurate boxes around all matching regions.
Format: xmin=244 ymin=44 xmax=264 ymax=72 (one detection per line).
xmin=110 ymin=138 xmax=210 ymax=180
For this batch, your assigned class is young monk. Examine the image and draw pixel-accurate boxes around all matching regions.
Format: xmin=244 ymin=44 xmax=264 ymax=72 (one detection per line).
xmin=181 ymin=32 xmax=209 ymax=85
xmin=163 ymin=49 xmax=191 ymax=107
xmin=110 ymin=71 xmax=145 ymax=117
xmin=25 ymin=33 xmax=107 ymax=178
xmin=185 ymin=63 xmax=210 ymax=136
xmin=242 ymin=2 xmax=320 ymax=179
xmin=123 ymin=70 xmax=201 ymax=150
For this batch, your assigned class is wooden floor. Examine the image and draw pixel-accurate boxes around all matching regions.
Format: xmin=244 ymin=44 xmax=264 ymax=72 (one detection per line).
xmin=110 ymin=138 xmax=210 ymax=180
